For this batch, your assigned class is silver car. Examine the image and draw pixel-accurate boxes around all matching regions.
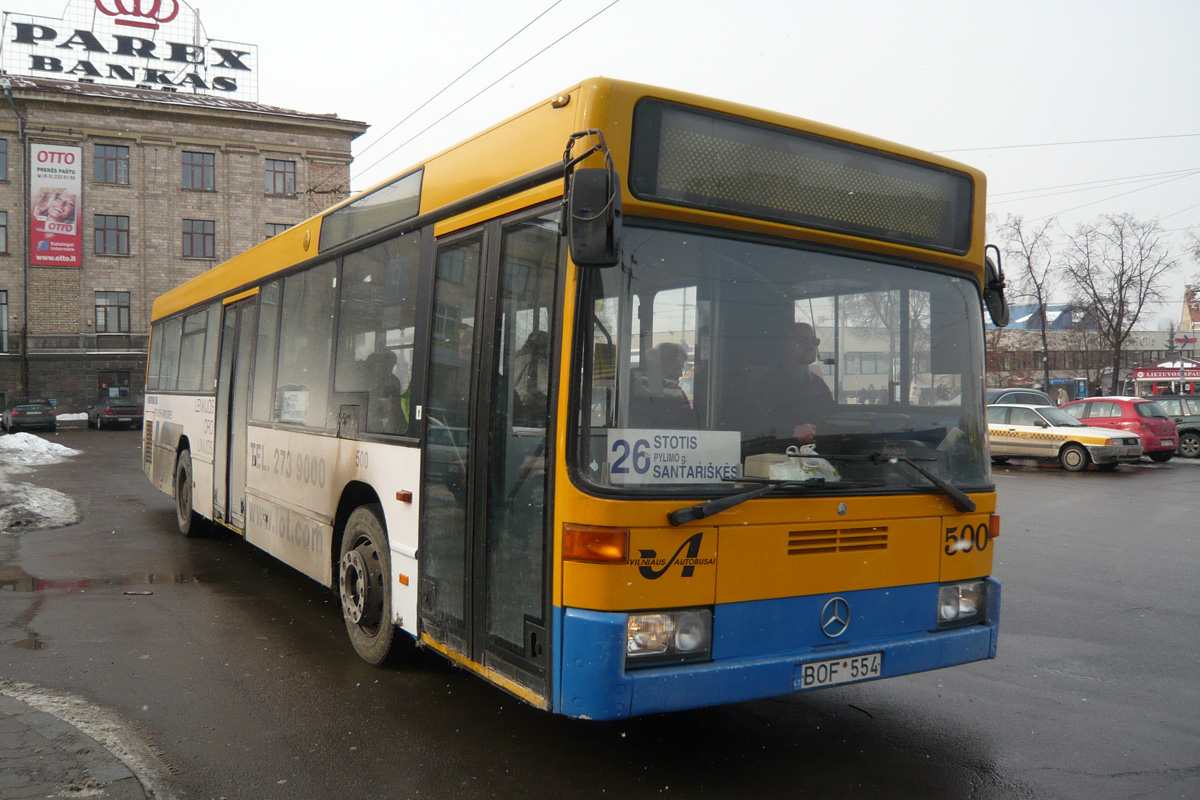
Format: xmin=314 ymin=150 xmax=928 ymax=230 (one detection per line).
xmin=987 ymin=404 xmax=1142 ymax=472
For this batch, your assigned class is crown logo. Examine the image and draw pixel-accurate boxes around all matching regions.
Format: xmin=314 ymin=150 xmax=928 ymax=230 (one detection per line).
xmin=94 ymin=0 xmax=181 ymax=30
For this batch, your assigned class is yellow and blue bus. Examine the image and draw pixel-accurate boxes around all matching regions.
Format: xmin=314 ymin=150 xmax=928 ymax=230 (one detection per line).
xmin=144 ymin=78 xmax=1006 ymax=719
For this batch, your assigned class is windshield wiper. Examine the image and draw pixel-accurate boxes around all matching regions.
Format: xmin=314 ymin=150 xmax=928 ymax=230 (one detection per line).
xmin=666 ymin=477 xmax=881 ymax=527
xmin=807 ymin=452 xmax=976 ymax=513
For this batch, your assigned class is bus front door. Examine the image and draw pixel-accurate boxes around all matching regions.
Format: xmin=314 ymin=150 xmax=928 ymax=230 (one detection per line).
xmin=213 ymin=297 xmax=256 ymax=530
xmin=420 ymin=211 xmax=558 ymax=700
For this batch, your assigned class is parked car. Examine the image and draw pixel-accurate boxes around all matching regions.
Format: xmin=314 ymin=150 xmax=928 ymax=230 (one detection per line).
xmin=1059 ymin=396 xmax=1179 ymax=462
xmin=1 ymin=398 xmax=57 ymax=433
xmin=986 ymin=387 xmax=1055 ymax=406
xmin=86 ymin=397 xmax=144 ymax=430
xmin=1153 ymin=395 xmax=1200 ymax=458
xmin=987 ymin=403 xmax=1143 ymax=472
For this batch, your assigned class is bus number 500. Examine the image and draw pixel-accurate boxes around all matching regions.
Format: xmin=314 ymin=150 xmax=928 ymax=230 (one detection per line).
xmin=944 ymin=523 xmax=989 ymax=555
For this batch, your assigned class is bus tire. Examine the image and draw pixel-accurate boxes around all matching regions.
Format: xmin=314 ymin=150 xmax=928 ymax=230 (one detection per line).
xmin=174 ymin=449 xmax=203 ymax=537
xmin=1060 ymin=443 xmax=1089 ymax=472
xmin=339 ymin=504 xmax=395 ymax=665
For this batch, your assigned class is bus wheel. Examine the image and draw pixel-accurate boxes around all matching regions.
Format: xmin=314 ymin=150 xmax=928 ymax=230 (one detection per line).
xmin=339 ymin=504 xmax=395 ymax=665
xmin=1060 ymin=444 xmax=1089 ymax=472
xmin=174 ymin=450 xmax=203 ymax=537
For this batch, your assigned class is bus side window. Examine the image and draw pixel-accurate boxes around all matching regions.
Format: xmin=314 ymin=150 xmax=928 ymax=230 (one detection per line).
xmin=334 ymin=232 xmax=421 ymax=436
xmin=276 ymin=262 xmax=337 ymax=428
xmin=177 ymin=310 xmax=209 ymax=392
xmin=201 ymin=303 xmax=221 ymax=393
xmin=251 ymin=281 xmax=281 ymax=422
xmin=158 ymin=316 xmax=183 ymax=392
xmin=146 ymin=322 xmax=163 ymax=391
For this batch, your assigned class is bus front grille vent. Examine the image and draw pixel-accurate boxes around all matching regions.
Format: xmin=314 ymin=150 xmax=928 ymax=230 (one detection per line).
xmin=788 ymin=527 xmax=888 ymax=556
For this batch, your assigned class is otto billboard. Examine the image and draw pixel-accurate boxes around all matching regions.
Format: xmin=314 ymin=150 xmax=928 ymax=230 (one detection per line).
xmin=30 ymin=144 xmax=82 ymax=267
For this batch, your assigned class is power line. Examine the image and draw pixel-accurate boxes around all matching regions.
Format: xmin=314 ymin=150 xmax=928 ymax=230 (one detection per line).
xmin=1031 ymin=171 xmax=1200 ymax=222
xmin=991 ymin=169 xmax=1200 ymax=207
xmin=351 ymin=0 xmax=624 ymax=184
xmin=1160 ymin=204 xmax=1200 ymax=224
xmin=937 ymin=132 xmax=1200 ymax=154
xmin=353 ymin=0 xmax=566 ymax=163
xmin=990 ymin=168 xmax=1200 ymax=199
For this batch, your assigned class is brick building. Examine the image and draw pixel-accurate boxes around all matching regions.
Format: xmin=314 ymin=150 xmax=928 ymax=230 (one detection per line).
xmin=0 ymin=75 xmax=366 ymax=412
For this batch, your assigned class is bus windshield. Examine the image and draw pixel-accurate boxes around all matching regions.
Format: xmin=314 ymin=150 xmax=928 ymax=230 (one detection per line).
xmin=573 ymin=225 xmax=990 ymax=495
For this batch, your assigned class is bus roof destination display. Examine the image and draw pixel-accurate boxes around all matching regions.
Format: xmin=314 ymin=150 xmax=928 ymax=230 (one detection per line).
xmin=629 ymin=99 xmax=974 ymax=254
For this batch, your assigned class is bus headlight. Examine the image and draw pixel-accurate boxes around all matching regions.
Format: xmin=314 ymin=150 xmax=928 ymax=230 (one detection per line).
xmin=937 ymin=580 xmax=987 ymax=628
xmin=626 ymin=609 xmax=712 ymax=667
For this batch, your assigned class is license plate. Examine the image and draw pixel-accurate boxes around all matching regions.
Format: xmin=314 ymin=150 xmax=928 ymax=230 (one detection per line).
xmin=1161 ymin=439 xmax=1173 ymax=447
xmin=117 ymin=417 xmax=132 ymax=422
xmin=795 ymin=652 xmax=882 ymax=690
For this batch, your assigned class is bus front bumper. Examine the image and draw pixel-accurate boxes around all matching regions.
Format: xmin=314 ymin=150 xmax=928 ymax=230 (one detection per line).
xmin=555 ymin=577 xmax=1000 ymax=720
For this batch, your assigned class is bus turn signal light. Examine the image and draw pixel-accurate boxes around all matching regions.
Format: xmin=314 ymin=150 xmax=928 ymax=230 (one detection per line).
xmin=990 ymin=513 xmax=1000 ymax=538
xmin=563 ymin=524 xmax=629 ymax=563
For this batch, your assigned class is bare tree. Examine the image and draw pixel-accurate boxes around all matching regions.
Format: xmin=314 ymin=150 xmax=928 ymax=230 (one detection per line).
xmin=1060 ymin=214 xmax=1177 ymax=394
xmin=998 ymin=214 xmax=1057 ymax=392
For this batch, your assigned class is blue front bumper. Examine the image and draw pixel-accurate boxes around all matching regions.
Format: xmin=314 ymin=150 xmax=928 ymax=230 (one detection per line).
xmin=555 ymin=577 xmax=1000 ymax=719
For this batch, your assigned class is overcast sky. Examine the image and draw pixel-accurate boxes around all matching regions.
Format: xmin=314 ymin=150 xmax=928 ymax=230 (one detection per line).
xmin=10 ymin=0 xmax=1200 ymax=326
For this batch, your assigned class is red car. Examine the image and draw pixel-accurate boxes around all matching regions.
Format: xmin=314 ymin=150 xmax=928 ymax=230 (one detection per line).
xmin=1060 ymin=396 xmax=1179 ymax=462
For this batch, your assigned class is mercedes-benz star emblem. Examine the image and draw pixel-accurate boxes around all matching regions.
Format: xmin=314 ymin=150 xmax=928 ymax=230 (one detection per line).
xmin=820 ymin=596 xmax=850 ymax=638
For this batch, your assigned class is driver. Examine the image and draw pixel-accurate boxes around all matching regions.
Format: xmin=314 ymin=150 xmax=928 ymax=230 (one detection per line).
xmin=745 ymin=322 xmax=834 ymax=444
xmin=784 ymin=322 xmax=834 ymax=442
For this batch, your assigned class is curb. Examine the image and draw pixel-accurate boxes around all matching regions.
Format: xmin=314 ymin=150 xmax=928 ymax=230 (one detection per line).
xmin=0 ymin=693 xmax=149 ymax=799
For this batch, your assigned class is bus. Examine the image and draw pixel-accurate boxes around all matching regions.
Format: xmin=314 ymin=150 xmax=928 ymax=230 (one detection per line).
xmin=143 ymin=78 xmax=1006 ymax=720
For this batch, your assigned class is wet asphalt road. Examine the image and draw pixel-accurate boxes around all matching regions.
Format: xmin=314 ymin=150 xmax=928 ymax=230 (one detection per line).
xmin=1 ymin=427 xmax=1198 ymax=800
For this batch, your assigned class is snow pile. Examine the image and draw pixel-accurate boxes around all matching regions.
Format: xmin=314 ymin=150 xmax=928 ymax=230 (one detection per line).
xmin=0 ymin=432 xmax=80 ymax=468
xmin=0 ymin=433 xmax=82 ymax=534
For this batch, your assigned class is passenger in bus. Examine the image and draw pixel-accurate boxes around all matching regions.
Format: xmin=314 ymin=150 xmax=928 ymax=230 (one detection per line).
xmin=631 ymin=341 xmax=698 ymax=429
xmin=513 ymin=330 xmax=551 ymax=427
xmin=366 ymin=350 xmax=408 ymax=434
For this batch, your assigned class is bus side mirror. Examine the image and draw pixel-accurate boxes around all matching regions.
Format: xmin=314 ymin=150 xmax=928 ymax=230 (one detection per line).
xmin=568 ymin=168 xmax=621 ymax=267
xmin=983 ymin=244 xmax=1010 ymax=328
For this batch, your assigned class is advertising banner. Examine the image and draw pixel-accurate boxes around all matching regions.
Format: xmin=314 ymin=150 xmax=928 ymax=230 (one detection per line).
xmin=0 ymin=0 xmax=258 ymax=100
xmin=30 ymin=144 xmax=82 ymax=267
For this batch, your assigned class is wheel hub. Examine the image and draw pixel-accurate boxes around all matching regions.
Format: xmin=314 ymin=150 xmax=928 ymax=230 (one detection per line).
xmin=340 ymin=546 xmax=378 ymax=626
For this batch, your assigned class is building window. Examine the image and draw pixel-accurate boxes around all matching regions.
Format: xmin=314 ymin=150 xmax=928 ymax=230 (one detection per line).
xmin=183 ymin=219 xmax=216 ymax=259
xmin=97 ymin=370 xmax=132 ymax=400
xmin=265 ymin=159 xmax=296 ymax=196
xmin=0 ymin=140 xmax=7 ymax=181
xmin=265 ymin=222 xmax=290 ymax=239
xmin=182 ymin=151 xmax=215 ymax=191
xmin=95 ymin=291 xmax=131 ymax=333
xmin=95 ymin=214 xmax=130 ymax=255
xmin=0 ymin=211 xmax=7 ymax=254
xmin=95 ymin=144 xmax=130 ymax=185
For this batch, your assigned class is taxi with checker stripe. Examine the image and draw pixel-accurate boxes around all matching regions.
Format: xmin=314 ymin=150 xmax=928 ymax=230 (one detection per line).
xmin=987 ymin=404 xmax=1142 ymax=472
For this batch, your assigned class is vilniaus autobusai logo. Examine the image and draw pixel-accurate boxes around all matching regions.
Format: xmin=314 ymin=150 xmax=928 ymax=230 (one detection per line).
xmin=631 ymin=532 xmax=715 ymax=579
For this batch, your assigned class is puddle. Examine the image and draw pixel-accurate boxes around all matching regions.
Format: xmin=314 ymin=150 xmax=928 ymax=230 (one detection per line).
xmin=0 ymin=572 xmax=202 ymax=593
